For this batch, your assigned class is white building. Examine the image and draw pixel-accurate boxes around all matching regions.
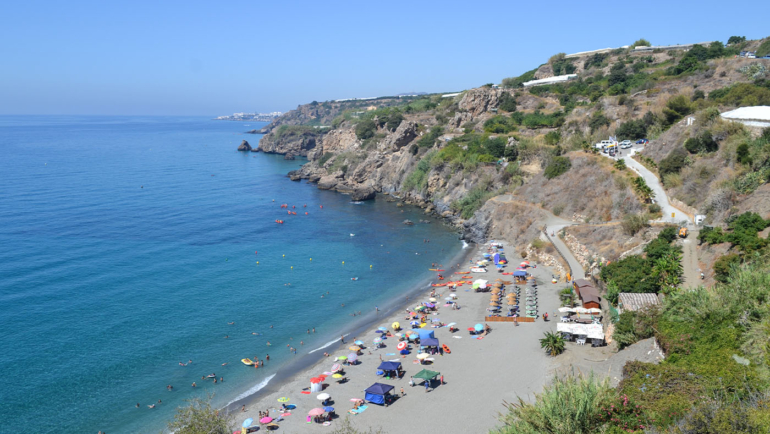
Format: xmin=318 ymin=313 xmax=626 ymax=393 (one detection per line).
xmin=721 ymin=106 xmax=770 ymax=128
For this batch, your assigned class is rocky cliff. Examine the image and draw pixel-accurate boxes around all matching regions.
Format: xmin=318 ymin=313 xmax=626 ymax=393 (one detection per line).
xmin=254 ymin=40 xmax=770 ymax=251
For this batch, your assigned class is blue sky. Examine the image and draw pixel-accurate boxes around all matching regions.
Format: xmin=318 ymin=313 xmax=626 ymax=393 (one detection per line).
xmin=1 ymin=0 xmax=767 ymax=116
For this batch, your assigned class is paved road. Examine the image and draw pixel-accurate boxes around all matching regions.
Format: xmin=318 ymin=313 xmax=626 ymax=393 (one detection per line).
xmin=621 ymin=149 xmax=691 ymax=225
xmin=542 ymin=217 xmax=586 ymax=280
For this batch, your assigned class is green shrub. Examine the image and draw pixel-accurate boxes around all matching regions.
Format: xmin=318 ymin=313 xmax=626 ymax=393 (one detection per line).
xmin=588 ymin=111 xmax=610 ymax=132
xmin=649 ymin=203 xmax=661 ymax=214
xmin=544 ymin=156 xmax=572 ymax=179
xmin=484 ymin=115 xmax=517 ymax=133
xmin=662 ymin=95 xmax=693 ymax=127
xmin=317 ymin=152 xmax=335 ymax=166
xmin=498 ymin=92 xmax=517 ymax=112
xmin=713 ymin=253 xmax=741 ymax=283
xmin=621 ymin=213 xmax=650 ymax=236
xmin=631 ymin=38 xmax=651 ymax=48
xmin=614 ymin=159 xmax=626 ymax=170
xmin=658 ymin=227 xmax=678 ymax=243
xmin=584 ymin=52 xmax=609 ymax=69
xmin=616 ymin=119 xmax=648 ymax=140
xmin=659 ymin=148 xmax=688 ymax=177
xmin=736 ymin=143 xmax=752 ymax=165
xmin=417 ymin=126 xmax=443 ymax=148
xmin=757 ymin=39 xmax=770 ymax=58
xmin=709 ymin=82 xmax=770 ymax=107
xmin=493 ymin=373 xmax=615 ymax=434
xmin=544 ymin=131 xmax=561 ymax=146
xmin=510 ymin=110 xmax=566 ymax=129
xmin=355 ymin=119 xmax=377 ymax=140
xmin=614 ymin=310 xmax=657 ymax=349
xmin=168 ymin=397 xmax=232 ymax=434
xmin=401 ymin=152 xmax=434 ymax=192
xmin=502 ymin=67 xmax=539 ymax=88
xmin=451 ymin=179 xmax=494 ymax=219
xmin=727 ymin=36 xmax=746 ymax=45
xmin=684 ymin=130 xmax=718 ymax=154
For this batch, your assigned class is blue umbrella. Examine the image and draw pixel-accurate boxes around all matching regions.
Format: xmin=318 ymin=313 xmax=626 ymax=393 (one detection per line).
xmin=408 ymin=334 xmax=417 ymax=341
xmin=378 ymin=327 xmax=388 ymax=331
xmin=323 ymin=406 xmax=334 ymax=412
xmin=375 ymin=330 xmax=385 ymax=334
xmin=410 ymin=321 xmax=419 ymax=326
xmin=243 ymin=418 xmax=254 ymax=428
xmin=474 ymin=323 xmax=484 ymax=332
xmin=354 ymin=340 xmax=364 ymax=346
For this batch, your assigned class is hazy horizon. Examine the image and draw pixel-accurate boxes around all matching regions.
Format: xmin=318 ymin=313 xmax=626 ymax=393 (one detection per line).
xmin=1 ymin=0 xmax=767 ymax=116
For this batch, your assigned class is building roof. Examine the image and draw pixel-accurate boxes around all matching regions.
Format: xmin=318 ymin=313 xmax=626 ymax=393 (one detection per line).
xmin=721 ymin=106 xmax=770 ymax=127
xmin=522 ymin=74 xmax=577 ymax=87
xmin=618 ymin=293 xmax=660 ymax=312
xmin=557 ymin=322 xmax=604 ymax=340
xmin=579 ymin=286 xmax=601 ymax=305
xmin=574 ymin=279 xmax=593 ymax=288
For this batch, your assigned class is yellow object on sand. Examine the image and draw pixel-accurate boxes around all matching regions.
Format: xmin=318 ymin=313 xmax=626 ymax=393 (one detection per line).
xmin=392 ymin=322 xmax=400 ymax=330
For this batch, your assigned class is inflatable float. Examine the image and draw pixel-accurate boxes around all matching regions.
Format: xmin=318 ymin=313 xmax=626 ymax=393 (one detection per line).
xmin=241 ymin=358 xmax=254 ymax=366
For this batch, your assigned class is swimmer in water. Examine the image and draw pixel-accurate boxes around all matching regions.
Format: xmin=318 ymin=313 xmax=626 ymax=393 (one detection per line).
xmin=228 ymin=322 xmax=234 ymax=325
xmin=221 ymin=362 xmax=228 ymax=366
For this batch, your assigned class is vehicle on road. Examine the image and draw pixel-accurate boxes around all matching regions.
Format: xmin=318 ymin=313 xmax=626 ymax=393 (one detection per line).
xmin=635 ymin=139 xmax=649 ymax=145
xmin=620 ymin=140 xmax=632 ymax=148
xmin=679 ymin=227 xmax=688 ymax=238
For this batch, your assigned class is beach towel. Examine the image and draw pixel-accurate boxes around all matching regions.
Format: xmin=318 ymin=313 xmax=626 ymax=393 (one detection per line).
xmin=386 ymin=353 xmax=395 ymax=356
xmin=476 ymin=336 xmax=484 ymax=340
xmin=301 ymin=391 xmax=311 ymax=394
xmin=452 ymin=336 xmax=462 ymax=339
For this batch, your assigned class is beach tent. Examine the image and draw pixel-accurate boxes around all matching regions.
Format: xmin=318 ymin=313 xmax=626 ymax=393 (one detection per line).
xmin=420 ymin=337 xmax=439 ymax=347
xmin=364 ymin=382 xmax=395 ymax=405
xmin=413 ymin=369 xmax=440 ymax=384
xmin=416 ymin=329 xmax=434 ymax=341
xmin=493 ymin=253 xmax=500 ymax=265
xmin=377 ymin=361 xmax=402 ymax=374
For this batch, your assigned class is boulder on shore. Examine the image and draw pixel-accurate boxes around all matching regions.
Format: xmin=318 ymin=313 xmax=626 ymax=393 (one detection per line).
xmin=237 ymin=140 xmax=252 ymax=151
xmin=351 ymin=186 xmax=376 ymax=201
xmin=284 ymin=153 xmax=296 ymax=160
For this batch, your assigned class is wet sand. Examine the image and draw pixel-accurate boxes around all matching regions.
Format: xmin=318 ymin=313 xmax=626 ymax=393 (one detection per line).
xmin=234 ymin=242 xmax=563 ymax=433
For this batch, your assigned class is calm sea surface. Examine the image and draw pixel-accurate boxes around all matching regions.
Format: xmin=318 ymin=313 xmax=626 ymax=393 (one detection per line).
xmin=0 ymin=116 xmax=463 ymax=433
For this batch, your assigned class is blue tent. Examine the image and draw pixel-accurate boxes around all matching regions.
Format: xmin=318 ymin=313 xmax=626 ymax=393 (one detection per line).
xmin=493 ymin=253 xmax=500 ymax=265
xmin=378 ymin=361 xmax=401 ymax=371
xmin=513 ymin=270 xmax=527 ymax=277
xmin=364 ymin=382 xmax=394 ymax=405
xmin=416 ymin=329 xmax=434 ymax=341
xmin=420 ymin=337 xmax=440 ymax=347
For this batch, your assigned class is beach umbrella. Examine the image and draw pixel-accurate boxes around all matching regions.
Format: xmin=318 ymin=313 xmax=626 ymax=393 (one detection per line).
xmin=429 ymin=297 xmax=437 ymax=302
xmin=354 ymin=340 xmax=364 ymax=346
xmin=491 ymin=295 xmax=500 ymax=299
xmin=310 ymin=377 xmax=322 ymax=384
xmin=467 ymin=327 xmax=475 ymax=331
xmin=243 ymin=418 xmax=254 ymax=428
xmin=378 ymin=327 xmax=388 ymax=332
xmin=394 ymin=332 xmax=404 ymax=338
xmin=474 ymin=323 xmax=484 ymax=332
xmin=447 ymin=322 xmax=456 ymax=327
xmin=308 ymin=408 xmax=325 ymax=416
xmin=260 ymin=416 xmax=273 ymax=423
xmin=449 ymin=293 xmax=457 ymax=298
xmin=410 ymin=321 xmax=419 ymax=326
xmin=323 ymin=406 xmax=335 ymax=412
xmin=558 ymin=307 xmax=575 ymax=313
xmin=431 ymin=318 xmax=441 ymax=322
xmin=332 ymin=373 xmax=343 ymax=379
xmin=317 ymin=393 xmax=331 ymax=401
xmin=587 ymin=308 xmax=602 ymax=313
xmin=416 ymin=353 xmax=430 ymax=360
xmin=392 ymin=322 xmax=400 ymax=330
xmin=425 ymin=302 xmax=435 ymax=308
xmin=349 ymin=345 xmax=361 ymax=351
xmin=277 ymin=397 xmax=289 ymax=403
xmin=374 ymin=330 xmax=386 ymax=334
xmin=397 ymin=341 xmax=408 ymax=350
xmin=317 ymin=374 xmax=327 ymax=379
xmin=331 ymin=363 xmax=341 ymax=372
xmin=373 ymin=337 xmax=382 ymax=344
xmin=400 ymin=349 xmax=409 ymax=355
xmin=508 ymin=301 xmax=517 ymax=305
xmin=415 ymin=306 xmax=425 ymax=311
xmin=489 ymin=302 xmax=500 ymax=306
xmin=348 ymin=353 xmax=358 ymax=362
xmin=408 ymin=333 xmax=417 ymax=341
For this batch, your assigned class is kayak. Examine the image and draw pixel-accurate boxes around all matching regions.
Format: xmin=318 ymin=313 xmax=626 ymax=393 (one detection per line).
xmin=429 ymin=269 xmax=445 ymax=271
xmin=471 ymin=267 xmax=487 ymax=273
xmin=442 ymin=344 xmax=451 ymax=354
xmin=454 ymin=271 xmax=471 ymax=274
xmin=241 ymin=358 xmax=254 ymax=366
xmin=431 ymin=283 xmax=447 ymax=287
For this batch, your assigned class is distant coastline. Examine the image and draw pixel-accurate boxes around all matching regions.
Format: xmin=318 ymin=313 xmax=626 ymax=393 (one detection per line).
xmin=214 ymin=112 xmax=282 ymax=122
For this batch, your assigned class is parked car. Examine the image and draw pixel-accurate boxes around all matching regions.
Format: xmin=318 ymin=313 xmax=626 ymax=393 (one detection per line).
xmin=620 ymin=140 xmax=632 ymax=149
xmin=636 ymin=139 xmax=649 ymax=145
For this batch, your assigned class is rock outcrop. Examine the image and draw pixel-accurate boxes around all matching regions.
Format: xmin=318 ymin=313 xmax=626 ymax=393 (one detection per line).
xmin=381 ymin=121 xmax=418 ymax=151
xmin=284 ymin=153 xmax=296 ymax=160
xmin=351 ymin=186 xmax=376 ymax=201
xmin=237 ymin=140 xmax=252 ymax=152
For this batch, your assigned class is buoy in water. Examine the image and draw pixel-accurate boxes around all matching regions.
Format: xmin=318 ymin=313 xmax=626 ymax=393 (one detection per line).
xmin=256 ymin=261 xmax=259 ymax=265
xmin=291 ymin=266 xmax=293 ymax=270
xmin=283 ymin=254 xmax=285 ymax=258
xmin=310 ymin=258 xmax=312 ymax=261
xmin=342 ymin=261 xmax=345 ymax=265
xmin=370 ymin=265 xmax=373 ymax=268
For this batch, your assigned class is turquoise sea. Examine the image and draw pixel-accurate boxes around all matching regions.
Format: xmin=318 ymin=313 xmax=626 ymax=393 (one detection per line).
xmin=0 ymin=116 xmax=464 ymax=433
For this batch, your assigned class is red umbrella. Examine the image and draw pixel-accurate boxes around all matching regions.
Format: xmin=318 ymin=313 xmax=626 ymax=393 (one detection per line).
xmin=317 ymin=374 xmax=327 ymax=380
xmin=397 ymin=341 xmax=407 ymax=350
xmin=310 ymin=377 xmax=322 ymax=384
xmin=467 ymin=327 xmax=475 ymax=331
xmin=260 ymin=417 xmax=272 ymax=424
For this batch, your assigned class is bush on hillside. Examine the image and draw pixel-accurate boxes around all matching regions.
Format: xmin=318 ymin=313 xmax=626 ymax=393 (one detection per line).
xmin=484 ymin=115 xmax=517 ymax=133
xmin=502 ymin=68 xmax=538 ymax=88
xmin=544 ymin=156 xmax=571 ymax=179
xmin=662 ymin=95 xmax=693 ymax=127
xmin=684 ymin=130 xmax=718 ymax=154
xmin=417 ymin=126 xmax=443 ymax=148
xmin=588 ymin=111 xmax=610 ymax=132
xmin=498 ymin=92 xmax=517 ymax=112
xmin=727 ymin=36 xmax=746 ymax=45
xmin=355 ymin=119 xmax=377 ymax=140
xmin=584 ymin=52 xmax=608 ymax=69
xmin=631 ymin=38 xmax=652 ymax=48
xmin=713 ymin=253 xmax=741 ymax=283
xmin=616 ymin=119 xmax=647 ymax=140
xmin=757 ymin=39 xmax=770 ymax=58
xmin=736 ymin=142 xmax=752 ymax=165
xmin=621 ymin=213 xmax=650 ymax=236
xmin=167 ymin=397 xmax=232 ymax=434
xmin=709 ymin=82 xmax=770 ymax=107
xmin=659 ymin=148 xmax=689 ymax=177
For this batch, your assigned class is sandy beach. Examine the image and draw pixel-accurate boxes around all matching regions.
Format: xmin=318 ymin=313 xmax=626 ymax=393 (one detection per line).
xmin=231 ymin=241 xmax=565 ymax=433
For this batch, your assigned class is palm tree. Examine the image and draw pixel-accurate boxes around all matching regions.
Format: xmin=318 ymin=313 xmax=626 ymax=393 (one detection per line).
xmin=540 ymin=331 xmax=566 ymax=356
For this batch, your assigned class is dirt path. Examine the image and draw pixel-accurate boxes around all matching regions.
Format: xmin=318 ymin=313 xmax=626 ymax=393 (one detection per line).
xmin=679 ymin=228 xmax=701 ymax=288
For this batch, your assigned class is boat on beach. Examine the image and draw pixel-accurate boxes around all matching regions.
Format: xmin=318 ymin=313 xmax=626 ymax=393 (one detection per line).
xmin=241 ymin=358 xmax=254 ymax=366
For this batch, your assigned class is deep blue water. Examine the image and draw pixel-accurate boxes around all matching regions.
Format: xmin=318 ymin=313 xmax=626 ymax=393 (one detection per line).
xmin=0 ymin=116 xmax=463 ymax=433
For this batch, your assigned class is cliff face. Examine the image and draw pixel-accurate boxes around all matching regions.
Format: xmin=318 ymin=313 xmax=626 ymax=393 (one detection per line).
xmin=258 ymin=129 xmax=320 ymax=156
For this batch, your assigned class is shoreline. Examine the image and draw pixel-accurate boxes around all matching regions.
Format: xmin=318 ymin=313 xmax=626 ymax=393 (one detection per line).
xmin=231 ymin=240 xmax=564 ymax=433
xmin=223 ymin=241 xmax=478 ymax=413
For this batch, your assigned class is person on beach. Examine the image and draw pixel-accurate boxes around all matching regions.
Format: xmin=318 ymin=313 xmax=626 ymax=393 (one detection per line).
xmin=400 ymin=387 xmax=405 ymax=397
xmin=340 ymin=335 xmax=345 ymax=344
xmin=425 ymin=381 xmax=429 ymax=393
xmin=242 ymin=405 xmax=246 ymax=412
xmin=409 ymin=376 xmax=414 ymax=387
